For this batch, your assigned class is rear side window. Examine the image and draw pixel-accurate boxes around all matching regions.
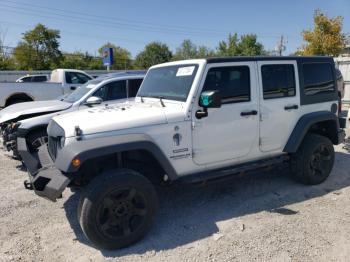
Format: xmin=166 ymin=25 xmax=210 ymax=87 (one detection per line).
xmin=128 ymin=78 xmax=143 ymax=97
xmin=303 ymin=63 xmax=335 ymax=96
xmin=203 ymin=66 xmax=250 ymax=104
xmin=261 ymin=64 xmax=296 ymax=99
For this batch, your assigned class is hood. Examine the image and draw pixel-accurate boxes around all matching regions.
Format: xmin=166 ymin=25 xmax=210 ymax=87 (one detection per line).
xmin=52 ymin=101 xmax=172 ymax=138
xmin=0 ymin=100 xmax=72 ymax=124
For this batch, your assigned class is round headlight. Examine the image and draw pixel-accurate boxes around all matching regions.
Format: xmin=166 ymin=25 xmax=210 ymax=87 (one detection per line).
xmin=60 ymin=137 xmax=65 ymax=148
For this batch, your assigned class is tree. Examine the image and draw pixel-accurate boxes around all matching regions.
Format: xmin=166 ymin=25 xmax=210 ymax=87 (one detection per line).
xmin=0 ymin=28 xmax=15 ymax=70
xmin=134 ymin=42 xmax=172 ymax=69
xmin=217 ymin=33 xmax=239 ymax=56
xmin=98 ymin=42 xmax=133 ymax=70
xmin=61 ymin=51 xmax=103 ymax=70
xmin=299 ymin=10 xmax=345 ymax=56
xmin=173 ymin=39 xmax=215 ymax=60
xmin=237 ymin=34 xmax=265 ymax=56
xmin=217 ymin=33 xmax=265 ymax=56
xmin=13 ymin=24 xmax=62 ymax=70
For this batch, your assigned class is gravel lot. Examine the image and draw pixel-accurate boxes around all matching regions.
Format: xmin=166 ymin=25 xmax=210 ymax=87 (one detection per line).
xmin=0 ymin=121 xmax=350 ymax=262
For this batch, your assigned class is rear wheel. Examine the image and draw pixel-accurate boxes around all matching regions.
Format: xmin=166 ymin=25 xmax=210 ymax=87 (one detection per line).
xmin=290 ymin=133 xmax=335 ymax=185
xmin=5 ymin=97 xmax=32 ymax=107
xmin=79 ymin=169 xmax=158 ymax=250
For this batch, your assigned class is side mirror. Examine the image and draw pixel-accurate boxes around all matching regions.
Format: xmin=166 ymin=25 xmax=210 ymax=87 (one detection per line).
xmin=199 ymin=90 xmax=221 ymax=108
xmin=85 ymin=96 xmax=103 ymax=106
xmin=196 ymin=90 xmax=221 ymax=119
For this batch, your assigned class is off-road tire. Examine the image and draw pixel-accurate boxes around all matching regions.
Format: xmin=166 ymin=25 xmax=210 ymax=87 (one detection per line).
xmin=78 ymin=168 xmax=158 ymax=250
xmin=290 ymin=133 xmax=335 ymax=185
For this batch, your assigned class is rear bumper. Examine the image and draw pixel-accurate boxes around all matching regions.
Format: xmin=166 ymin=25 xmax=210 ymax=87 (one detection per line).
xmin=17 ymin=137 xmax=71 ymax=202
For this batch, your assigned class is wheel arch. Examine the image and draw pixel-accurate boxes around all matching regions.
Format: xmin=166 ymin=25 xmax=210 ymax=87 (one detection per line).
xmin=283 ymin=111 xmax=340 ymax=153
xmin=5 ymin=92 xmax=34 ymax=106
xmin=55 ymin=134 xmax=178 ymax=181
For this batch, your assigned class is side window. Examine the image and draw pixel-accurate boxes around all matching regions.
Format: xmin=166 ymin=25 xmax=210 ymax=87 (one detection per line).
xmin=92 ymin=85 xmax=108 ymax=101
xmin=65 ymin=72 xmax=91 ymax=84
xmin=203 ymin=66 xmax=250 ymax=104
xmin=303 ymin=63 xmax=335 ymax=96
xmin=261 ymin=64 xmax=296 ymax=99
xmin=21 ymin=76 xmax=32 ymax=82
xmin=128 ymin=79 xmax=143 ymax=97
xmin=106 ymin=80 xmax=127 ymax=101
xmin=33 ymin=75 xmax=47 ymax=82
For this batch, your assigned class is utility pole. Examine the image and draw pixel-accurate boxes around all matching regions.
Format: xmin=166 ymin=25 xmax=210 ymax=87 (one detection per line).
xmin=276 ymin=35 xmax=286 ymax=56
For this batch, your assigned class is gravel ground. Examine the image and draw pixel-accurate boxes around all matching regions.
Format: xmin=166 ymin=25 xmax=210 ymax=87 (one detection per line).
xmin=0 ymin=124 xmax=350 ymax=261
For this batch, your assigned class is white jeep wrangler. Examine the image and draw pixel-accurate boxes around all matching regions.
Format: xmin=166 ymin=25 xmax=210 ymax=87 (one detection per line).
xmin=18 ymin=56 xmax=346 ymax=250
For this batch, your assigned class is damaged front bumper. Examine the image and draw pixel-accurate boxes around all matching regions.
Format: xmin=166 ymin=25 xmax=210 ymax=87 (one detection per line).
xmin=1 ymin=123 xmax=21 ymax=158
xmin=17 ymin=137 xmax=71 ymax=202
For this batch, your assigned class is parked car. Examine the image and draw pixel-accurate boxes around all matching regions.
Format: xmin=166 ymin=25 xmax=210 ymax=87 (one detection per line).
xmin=18 ymin=56 xmax=345 ymax=250
xmin=0 ymin=69 xmax=92 ymax=108
xmin=0 ymin=71 xmax=145 ymax=158
xmin=15 ymin=74 xmax=49 ymax=83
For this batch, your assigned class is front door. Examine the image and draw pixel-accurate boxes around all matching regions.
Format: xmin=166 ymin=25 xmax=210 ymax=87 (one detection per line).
xmin=192 ymin=62 xmax=259 ymax=165
xmin=257 ymin=61 xmax=300 ymax=152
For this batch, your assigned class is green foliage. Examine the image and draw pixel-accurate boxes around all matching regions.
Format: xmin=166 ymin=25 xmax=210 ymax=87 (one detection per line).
xmin=61 ymin=52 xmax=103 ymax=70
xmin=217 ymin=33 xmax=265 ymax=56
xmin=98 ymin=42 xmax=133 ymax=70
xmin=300 ymin=10 xmax=345 ymax=56
xmin=0 ymin=56 xmax=15 ymax=70
xmin=134 ymin=42 xmax=172 ymax=69
xmin=238 ymin=34 xmax=265 ymax=56
xmin=0 ymin=43 xmax=15 ymax=70
xmin=13 ymin=23 xmax=63 ymax=70
xmin=173 ymin=39 xmax=215 ymax=60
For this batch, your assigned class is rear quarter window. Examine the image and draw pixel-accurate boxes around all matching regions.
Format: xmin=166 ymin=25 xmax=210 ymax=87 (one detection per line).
xmin=303 ymin=63 xmax=335 ymax=96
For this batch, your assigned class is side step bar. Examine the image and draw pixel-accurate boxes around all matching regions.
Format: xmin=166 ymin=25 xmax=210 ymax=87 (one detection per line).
xmin=178 ymin=155 xmax=289 ymax=184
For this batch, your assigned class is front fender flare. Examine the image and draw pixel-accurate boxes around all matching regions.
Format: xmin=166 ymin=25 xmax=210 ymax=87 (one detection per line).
xmin=55 ymin=134 xmax=178 ymax=180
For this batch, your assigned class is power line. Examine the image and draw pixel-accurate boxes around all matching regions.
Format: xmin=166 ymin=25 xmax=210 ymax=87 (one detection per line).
xmin=0 ymin=4 xmax=225 ymax=38
xmin=0 ymin=1 xmax=288 ymax=39
xmin=0 ymin=0 xmax=283 ymax=37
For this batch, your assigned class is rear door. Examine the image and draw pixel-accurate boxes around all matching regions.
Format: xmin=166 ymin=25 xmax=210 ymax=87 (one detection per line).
xmin=258 ymin=61 xmax=300 ymax=152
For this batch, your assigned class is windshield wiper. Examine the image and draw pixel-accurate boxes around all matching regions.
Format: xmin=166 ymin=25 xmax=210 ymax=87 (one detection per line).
xmin=154 ymin=96 xmax=165 ymax=107
xmin=140 ymin=95 xmax=166 ymax=107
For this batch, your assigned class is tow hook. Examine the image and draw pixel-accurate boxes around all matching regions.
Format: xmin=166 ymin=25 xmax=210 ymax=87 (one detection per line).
xmin=23 ymin=180 xmax=33 ymax=190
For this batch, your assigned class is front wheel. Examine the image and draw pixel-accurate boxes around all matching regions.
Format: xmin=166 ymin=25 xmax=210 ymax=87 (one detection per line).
xmin=290 ymin=133 xmax=335 ymax=185
xmin=79 ymin=169 xmax=158 ymax=250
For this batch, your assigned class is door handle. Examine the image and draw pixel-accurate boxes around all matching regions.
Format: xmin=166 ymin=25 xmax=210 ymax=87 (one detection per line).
xmin=284 ymin=105 xmax=298 ymax=110
xmin=240 ymin=110 xmax=258 ymax=116
xmin=70 ymin=86 xmax=77 ymax=90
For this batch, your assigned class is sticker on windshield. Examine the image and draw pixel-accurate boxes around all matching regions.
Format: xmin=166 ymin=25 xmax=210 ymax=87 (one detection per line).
xmin=86 ymin=84 xmax=96 ymax=89
xmin=176 ymin=66 xmax=195 ymax=77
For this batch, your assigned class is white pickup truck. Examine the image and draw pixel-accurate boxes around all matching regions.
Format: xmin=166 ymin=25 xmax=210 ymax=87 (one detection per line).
xmin=0 ymin=69 xmax=93 ymax=108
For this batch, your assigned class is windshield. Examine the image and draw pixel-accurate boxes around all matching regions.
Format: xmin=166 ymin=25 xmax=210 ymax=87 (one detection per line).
xmin=63 ymin=79 xmax=103 ymax=103
xmin=137 ymin=64 xmax=199 ymax=102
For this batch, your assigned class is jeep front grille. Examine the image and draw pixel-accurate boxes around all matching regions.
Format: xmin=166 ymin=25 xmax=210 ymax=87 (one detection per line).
xmin=48 ymin=136 xmax=60 ymax=160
